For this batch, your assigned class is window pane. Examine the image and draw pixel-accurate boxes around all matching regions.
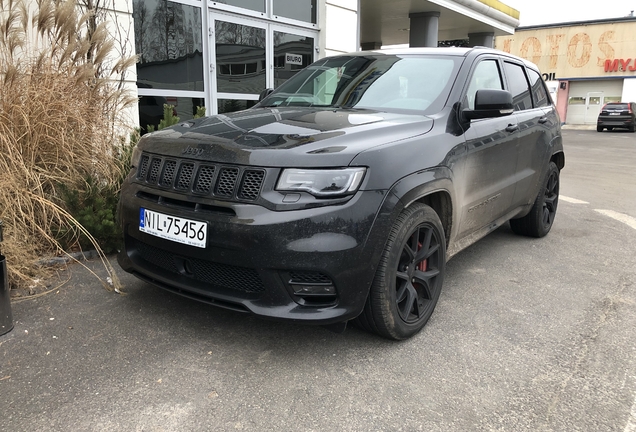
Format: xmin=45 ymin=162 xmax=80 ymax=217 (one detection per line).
xmin=215 ymin=21 xmax=266 ymax=94
xmin=261 ymin=55 xmax=461 ymax=114
xmin=218 ymin=99 xmax=257 ymax=114
xmin=215 ymin=0 xmax=265 ymax=12
xmin=133 ymin=0 xmax=204 ymax=91
xmin=466 ymin=60 xmax=503 ymax=110
xmin=527 ymin=69 xmax=549 ymax=108
xmin=604 ymin=96 xmax=621 ymax=103
xmin=139 ymin=96 xmax=205 ymax=134
xmin=273 ymin=0 xmax=316 ymax=23
xmin=274 ymin=32 xmax=314 ymax=88
xmin=503 ymin=62 xmax=533 ymax=111
xmin=568 ymin=97 xmax=585 ymax=105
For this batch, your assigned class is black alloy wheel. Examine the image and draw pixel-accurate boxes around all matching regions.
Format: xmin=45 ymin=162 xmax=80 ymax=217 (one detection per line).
xmin=355 ymin=203 xmax=446 ymax=340
xmin=510 ymin=161 xmax=560 ymax=238
xmin=395 ymin=224 xmax=442 ymax=324
xmin=542 ymin=168 xmax=559 ymax=230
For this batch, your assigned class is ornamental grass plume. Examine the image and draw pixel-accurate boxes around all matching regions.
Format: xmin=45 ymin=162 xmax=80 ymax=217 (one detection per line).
xmin=0 ymin=0 xmax=137 ymax=290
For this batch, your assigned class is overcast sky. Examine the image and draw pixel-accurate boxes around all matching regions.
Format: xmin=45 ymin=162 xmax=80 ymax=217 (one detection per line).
xmin=504 ymin=0 xmax=636 ymax=26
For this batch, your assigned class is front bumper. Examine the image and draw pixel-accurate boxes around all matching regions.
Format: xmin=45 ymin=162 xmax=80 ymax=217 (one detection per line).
xmin=118 ymin=181 xmax=395 ymax=325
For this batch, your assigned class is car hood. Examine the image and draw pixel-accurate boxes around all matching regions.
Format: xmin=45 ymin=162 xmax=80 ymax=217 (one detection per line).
xmin=138 ymin=107 xmax=433 ymax=167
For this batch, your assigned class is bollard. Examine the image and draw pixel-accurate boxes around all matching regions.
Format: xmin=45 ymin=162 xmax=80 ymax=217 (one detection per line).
xmin=0 ymin=220 xmax=14 ymax=335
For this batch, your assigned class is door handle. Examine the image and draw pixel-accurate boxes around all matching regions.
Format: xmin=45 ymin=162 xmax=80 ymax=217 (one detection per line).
xmin=538 ymin=116 xmax=548 ymax=124
xmin=505 ymin=124 xmax=519 ymax=133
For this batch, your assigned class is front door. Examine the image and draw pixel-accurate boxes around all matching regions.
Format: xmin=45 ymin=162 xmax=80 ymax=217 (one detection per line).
xmin=209 ymin=12 xmax=317 ymax=115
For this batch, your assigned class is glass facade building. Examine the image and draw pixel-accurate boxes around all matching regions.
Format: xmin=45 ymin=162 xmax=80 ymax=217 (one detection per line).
xmin=133 ymin=0 xmax=321 ymax=131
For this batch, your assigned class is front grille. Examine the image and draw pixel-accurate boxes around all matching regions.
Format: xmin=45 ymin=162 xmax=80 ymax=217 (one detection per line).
xmin=136 ymin=153 xmax=265 ymax=202
xmin=288 ymin=271 xmax=333 ymax=285
xmin=135 ymin=240 xmax=265 ymax=293
xmin=194 ymin=166 xmax=216 ymax=193
xmin=215 ymin=168 xmax=239 ymax=197
xmin=239 ymin=170 xmax=265 ymax=200
xmin=176 ymin=163 xmax=195 ymax=190
xmin=160 ymin=160 xmax=177 ymax=187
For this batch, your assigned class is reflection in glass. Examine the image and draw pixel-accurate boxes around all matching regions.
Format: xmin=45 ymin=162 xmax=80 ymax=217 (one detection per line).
xmin=273 ymin=0 xmax=316 ymax=23
xmin=139 ymin=96 xmax=205 ymax=134
xmin=260 ymin=55 xmax=461 ymax=114
xmin=215 ymin=21 xmax=266 ymax=94
xmin=274 ymin=32 xmax=314 ymax=88
xmin=218 ymin=99 xmax=257 ymax=114
xmin=133 ymin=0 xmax=204 ymax=91
xmin=215 ymin=0 xmax=265 ymax=12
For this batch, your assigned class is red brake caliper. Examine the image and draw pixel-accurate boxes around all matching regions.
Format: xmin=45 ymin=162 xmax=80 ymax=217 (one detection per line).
xmin=417 ymin=242 xmax=427 ymax=272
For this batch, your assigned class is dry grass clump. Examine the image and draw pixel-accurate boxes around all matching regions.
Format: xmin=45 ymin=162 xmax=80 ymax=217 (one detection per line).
xmin=0 ymin=0 xmax=137 ymax=289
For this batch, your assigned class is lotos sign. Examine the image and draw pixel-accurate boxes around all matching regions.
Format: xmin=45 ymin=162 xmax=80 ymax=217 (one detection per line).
xmin=495 ymin=20 xmax=636 ymax=79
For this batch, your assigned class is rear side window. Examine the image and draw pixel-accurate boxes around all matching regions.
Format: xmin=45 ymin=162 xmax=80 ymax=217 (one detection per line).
xmin=503 ymin=62 xmax=533 ymax=111
xmin=605 ymin=103 xmax=629 ymax=110
xmin=465 ymin=59 xmax=504 ymax=110
xmin=527 ymin=69 xmax=550 ymax=108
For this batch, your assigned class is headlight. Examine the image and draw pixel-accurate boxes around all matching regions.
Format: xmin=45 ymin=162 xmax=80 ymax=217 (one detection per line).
xmin=276 ymin=168 xmax=366 ymax=197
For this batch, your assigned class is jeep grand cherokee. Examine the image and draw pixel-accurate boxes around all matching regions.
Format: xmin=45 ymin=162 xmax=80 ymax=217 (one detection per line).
xmin=118 ymin=48 xmax=564 ymax=340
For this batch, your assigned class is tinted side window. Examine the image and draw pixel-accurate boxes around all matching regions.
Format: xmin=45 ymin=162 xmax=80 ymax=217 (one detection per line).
xmin=527 ymin=69 xmax=550 ymax=108
xmin=503 ymin=62 xmax=533 ymax=111
xmin=466 ymin=59 xmax=503 ymax=110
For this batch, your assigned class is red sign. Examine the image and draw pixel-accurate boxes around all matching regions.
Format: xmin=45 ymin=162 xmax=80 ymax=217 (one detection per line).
xmin=604 ymin=58 xmax=636 ymax=72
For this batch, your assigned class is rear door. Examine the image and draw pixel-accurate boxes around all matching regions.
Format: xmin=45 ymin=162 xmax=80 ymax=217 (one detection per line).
xmin=502 ymin=62 xmax=552 ymax=209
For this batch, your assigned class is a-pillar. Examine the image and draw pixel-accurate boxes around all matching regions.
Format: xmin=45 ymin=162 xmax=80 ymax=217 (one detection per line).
xmin=468 ymin=32 xmax=495 ymax=48
xmin=408 ymin=12 xmax=440 ymax=47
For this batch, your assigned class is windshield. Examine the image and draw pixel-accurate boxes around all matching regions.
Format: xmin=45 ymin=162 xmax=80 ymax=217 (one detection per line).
xmin=258 ymin=55 xmax=462 ymax=114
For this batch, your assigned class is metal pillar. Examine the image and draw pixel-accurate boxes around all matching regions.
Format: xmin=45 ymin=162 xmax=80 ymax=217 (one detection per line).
xmin=468 ymin=32 xmax=495 ymax=48
xmin=408 ymin=12 xmax=440 ymax=47
xmin=0 ymin=221 xmax=13 ymax=336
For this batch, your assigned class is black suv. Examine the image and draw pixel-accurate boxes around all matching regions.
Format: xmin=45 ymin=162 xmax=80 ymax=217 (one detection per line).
xmin=597 ymin=102 xmax=636 ymax=132
xmin=118 ymin=48 xmax=564 ymax=340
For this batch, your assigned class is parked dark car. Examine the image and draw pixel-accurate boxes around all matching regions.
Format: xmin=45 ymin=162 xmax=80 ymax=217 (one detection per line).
xmin=597 ymin=102 xmax=636 ymax=132
xmin=118 ymin=48 xmax=564 ymax=340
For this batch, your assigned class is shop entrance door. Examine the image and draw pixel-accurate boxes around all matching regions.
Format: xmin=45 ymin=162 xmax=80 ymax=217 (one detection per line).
xmin=209 ymin=11 xmax=317 ymax=115
xmin=584 ymin=92 xmax=603 ymax=124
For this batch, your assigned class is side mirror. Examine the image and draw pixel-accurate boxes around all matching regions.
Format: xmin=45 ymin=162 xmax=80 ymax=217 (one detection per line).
xmin=463 ymin=89 xmax=514 ymax=120
xmin=259 ymin=88 xmax=274 ymax=102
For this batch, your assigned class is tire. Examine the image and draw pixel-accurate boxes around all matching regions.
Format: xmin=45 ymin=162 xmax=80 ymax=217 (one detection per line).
xmin=596 ymin=126 xmax=603 ymax=132
xmin=629 ymin=124 xmax=635 ymax=132
xmin=510 ymin=162 xmax=559 ymax=238
xmin=355 ymin=204 xmax=446 ymax=340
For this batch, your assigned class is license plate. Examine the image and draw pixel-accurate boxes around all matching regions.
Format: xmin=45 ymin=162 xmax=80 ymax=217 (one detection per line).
xmin=609 ymin=112 xmax=620 ymax=115
xmin=139 ymin=208 xmax=207 ymax=248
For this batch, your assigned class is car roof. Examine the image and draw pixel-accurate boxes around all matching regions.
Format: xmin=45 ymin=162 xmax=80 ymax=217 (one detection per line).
xmin=346 ymin=47 xmax=540 ymax=72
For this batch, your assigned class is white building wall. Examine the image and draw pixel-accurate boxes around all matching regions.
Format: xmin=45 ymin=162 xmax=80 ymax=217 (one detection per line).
xmin=621 ymin=79 xmax=636 ymax=103
xmin=319 ymin=0 xmax=359 ymax=58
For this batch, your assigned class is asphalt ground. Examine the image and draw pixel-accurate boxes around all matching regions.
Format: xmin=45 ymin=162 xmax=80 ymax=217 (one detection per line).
xmin=1 ymin=129 xmax=636 ymax=431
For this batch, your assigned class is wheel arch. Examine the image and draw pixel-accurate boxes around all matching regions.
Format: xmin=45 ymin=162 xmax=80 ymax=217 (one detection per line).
xmin=388 ymin=168 xmax=456 ymax=249
xmin=551 ymin=151 xmax=565 ymax=170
